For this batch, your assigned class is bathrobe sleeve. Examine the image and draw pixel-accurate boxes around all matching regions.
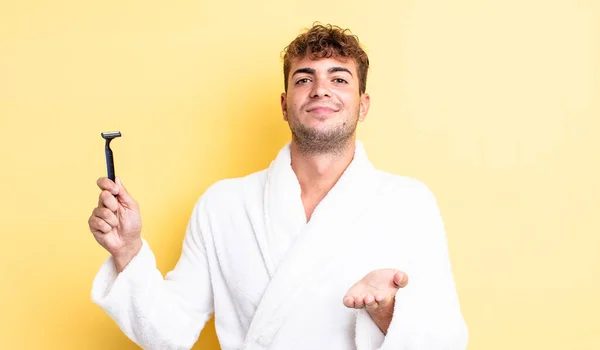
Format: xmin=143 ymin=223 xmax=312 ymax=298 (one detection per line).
xmin=355 ymin=180 xmax=468 ymax=350
xmin=91 ymin=195 xmax=214 ymax=350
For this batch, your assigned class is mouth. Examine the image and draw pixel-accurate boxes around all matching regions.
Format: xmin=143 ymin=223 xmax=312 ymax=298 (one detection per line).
xmin=306 ymin=106 xmax=339 ymax=114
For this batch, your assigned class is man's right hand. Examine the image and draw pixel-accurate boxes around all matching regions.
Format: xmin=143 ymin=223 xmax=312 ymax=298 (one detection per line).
xmin=88 ymin=176 xmax=143 ymax=273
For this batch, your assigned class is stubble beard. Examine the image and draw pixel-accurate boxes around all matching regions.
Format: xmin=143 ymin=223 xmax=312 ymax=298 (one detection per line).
xmin=288 ymin=110 xmax=359 ymax=156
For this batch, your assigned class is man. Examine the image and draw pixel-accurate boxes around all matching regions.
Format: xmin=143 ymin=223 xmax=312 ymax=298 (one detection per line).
xmin=89 ymin=24 xmax=468 ymax=349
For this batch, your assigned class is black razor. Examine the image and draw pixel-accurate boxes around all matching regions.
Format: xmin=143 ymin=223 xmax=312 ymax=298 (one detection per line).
xmin=101 ymin=131 xmax=121 ymax=182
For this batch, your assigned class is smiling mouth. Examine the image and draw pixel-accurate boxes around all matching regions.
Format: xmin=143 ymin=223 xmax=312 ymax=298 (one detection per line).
xmin=307 ymin=107 xmax=338 ymax=114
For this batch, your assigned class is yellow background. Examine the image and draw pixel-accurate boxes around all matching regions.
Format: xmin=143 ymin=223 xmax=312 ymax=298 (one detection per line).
xmin=1 ymin=0 xmax=598 ymax=349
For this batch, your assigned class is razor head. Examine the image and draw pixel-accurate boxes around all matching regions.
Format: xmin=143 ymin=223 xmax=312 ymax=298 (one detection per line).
xmin=101 ymin=131 xmax=122 ymax=140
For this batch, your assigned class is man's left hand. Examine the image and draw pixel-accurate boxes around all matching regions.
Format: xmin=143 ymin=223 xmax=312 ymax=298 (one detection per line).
xmin=343 ymin=269 xmax=408 ymax=334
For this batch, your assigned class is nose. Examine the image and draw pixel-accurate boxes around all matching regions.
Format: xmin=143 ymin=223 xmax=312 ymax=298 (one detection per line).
xmin=310 ymin=78 xmax=331 ymax=98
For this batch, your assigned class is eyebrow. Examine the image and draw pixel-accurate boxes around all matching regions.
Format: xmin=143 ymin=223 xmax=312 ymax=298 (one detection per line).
xmin=328 ymin=67 xmax=353 ymax=76
xmin=291 ymin=66 xmax=353 ymax=77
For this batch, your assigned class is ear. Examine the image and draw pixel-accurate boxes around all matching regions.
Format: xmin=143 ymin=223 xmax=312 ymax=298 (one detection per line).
xmin=281 ymin=92 xmax=288 ymax=121
xmin=358 ymin=93 xmax=370 ymax=122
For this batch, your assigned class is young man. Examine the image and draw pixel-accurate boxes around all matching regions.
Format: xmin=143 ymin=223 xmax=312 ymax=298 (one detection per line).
xmin=89 ymin=24 xmax=468 ymax=349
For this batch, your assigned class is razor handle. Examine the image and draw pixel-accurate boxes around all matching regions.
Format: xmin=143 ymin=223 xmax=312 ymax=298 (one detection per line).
xmin=105 ymin=147 xmax=115 ymax=182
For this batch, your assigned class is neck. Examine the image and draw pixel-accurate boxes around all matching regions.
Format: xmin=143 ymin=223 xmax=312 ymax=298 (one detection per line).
xmin=290 ymin=137 xmax=356 ymax=196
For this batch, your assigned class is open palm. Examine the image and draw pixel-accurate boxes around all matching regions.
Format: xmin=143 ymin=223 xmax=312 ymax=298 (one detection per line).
xmin=343 ymin=269 xmax=408 ymax=311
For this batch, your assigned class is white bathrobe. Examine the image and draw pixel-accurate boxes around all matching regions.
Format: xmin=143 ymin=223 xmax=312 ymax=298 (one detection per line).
xmin=91 ymin=141 xmax=468 ymax=350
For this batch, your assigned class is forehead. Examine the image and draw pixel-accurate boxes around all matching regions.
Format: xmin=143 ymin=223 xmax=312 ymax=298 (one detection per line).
xmin=289 ymin=56 xmax=358 ymax=75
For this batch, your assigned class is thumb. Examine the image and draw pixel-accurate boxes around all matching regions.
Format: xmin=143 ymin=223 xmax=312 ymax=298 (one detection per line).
xmin=393 ymin=271 xmax=408 ymax=288
xmin=115 ymin=177 xmax=136 ymax=207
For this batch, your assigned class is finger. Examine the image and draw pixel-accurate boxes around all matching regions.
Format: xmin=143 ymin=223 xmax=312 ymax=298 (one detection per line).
xmin=89 ymin=215 xmax=112 ymax=234
xmin=343 ymin=296 xmax=355 ymax=308
xmin=364 ymin=294 xmax=378 ymax=311
xmin=115 ymin=177 xmax=137 ymax=208
xmin=354 ymin=296 xmax=365 ymax=309
xmin=93 ymin=207 xmax=119 ymax=227
xmin=393 ymin=272 xmax=408 ymax=288
xmin=99 ymin=190 xmax=119 ymax=212
xmin=376 ymin=294 xmax=394 ymax=308
xmin=97 ymin=177 xmax=118 ymax=195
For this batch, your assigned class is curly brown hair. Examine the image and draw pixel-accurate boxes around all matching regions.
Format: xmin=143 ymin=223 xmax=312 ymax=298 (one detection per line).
xmin=282 ymin=23 xmax=370 ymax=95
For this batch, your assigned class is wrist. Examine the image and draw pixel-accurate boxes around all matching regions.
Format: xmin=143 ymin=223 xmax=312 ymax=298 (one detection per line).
xmin=367 ymin=298 xmax=395 ymax=335
xmin=113 ymin=238 xmax=143 ymax=273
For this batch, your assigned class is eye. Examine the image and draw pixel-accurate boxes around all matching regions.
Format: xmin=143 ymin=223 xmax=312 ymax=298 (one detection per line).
xmin=296 ymin=78 xmax=311 ymax=84
xmin=333 ymin=78 xmax=348 ymax=84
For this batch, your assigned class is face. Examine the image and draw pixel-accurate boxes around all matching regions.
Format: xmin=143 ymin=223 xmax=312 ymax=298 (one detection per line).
xmin=281 ymin=56 xmax=370 ymax=155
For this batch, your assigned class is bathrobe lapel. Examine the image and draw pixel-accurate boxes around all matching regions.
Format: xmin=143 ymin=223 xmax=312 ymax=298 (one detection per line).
xmin=243 ymin=141 xmax=389 ymax=348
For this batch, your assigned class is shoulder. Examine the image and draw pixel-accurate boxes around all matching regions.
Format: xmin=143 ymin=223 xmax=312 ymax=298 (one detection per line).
xmin=374 ymin=170 xmax=438 ymax=203
xmin=195 ymin=168 xmax=268 ymax=209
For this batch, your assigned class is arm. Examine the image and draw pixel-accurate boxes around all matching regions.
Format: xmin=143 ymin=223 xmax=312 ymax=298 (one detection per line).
xmin=367 ymin=299 xmax=394 ymax=335
xmin=91 ymin=196 xmax=214 ymax=350
xmin=355 ymin=182 xmax=468 ymax=350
